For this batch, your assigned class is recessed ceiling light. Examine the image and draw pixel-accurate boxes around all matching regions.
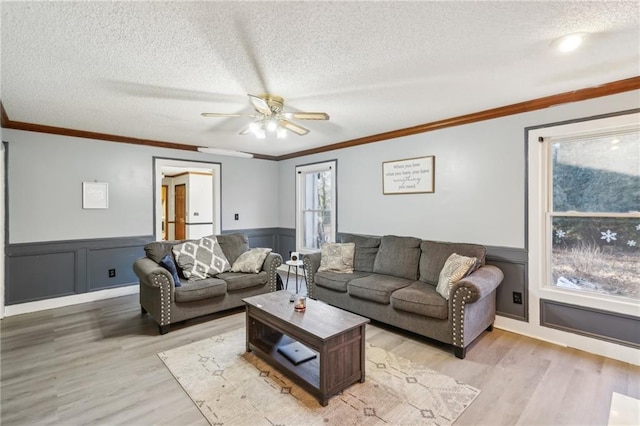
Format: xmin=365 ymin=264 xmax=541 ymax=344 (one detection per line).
xmin=551 ymin=32 xmax=587 ymax=53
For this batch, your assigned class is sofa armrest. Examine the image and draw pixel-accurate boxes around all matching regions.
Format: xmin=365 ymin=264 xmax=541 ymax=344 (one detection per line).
xmin=261 ymin=252 xmax=283 ymax=291
xmin=449 ymin=265 xmax=504 ymax=305
xmin=304 ymin=252 xmax=322 ymax=274
xmin=303 ymin=252 xmax=322 ymax=298
xmin=133 ymin=257 xmax=175 ymax=288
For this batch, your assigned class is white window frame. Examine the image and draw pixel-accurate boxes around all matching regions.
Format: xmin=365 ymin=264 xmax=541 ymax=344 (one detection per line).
xmin=295 ymin=160 xmax=337 ymax=254
xmin=528 ymin=112 xmax=640 ymax=318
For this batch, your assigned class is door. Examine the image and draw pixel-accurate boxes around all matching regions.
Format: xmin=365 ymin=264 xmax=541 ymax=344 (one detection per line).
xmin=175 ymin=184 xmax=186 ymax=240
xmin=161 ymin=185 xmax=168 ymax=240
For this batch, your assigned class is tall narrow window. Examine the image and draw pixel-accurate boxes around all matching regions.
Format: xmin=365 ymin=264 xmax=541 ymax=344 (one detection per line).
xmin=544 ymin=125 xmax=640 ymax=301
xmin=296 ymin=161 xmax=336 ymax=252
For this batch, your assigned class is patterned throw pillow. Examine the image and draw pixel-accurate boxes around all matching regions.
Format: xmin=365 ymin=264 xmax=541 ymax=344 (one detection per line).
xmin=318 ymin=242 xmax=355 ymax=274
xmin=435 ymin=253 xmax=477 ymax=300
xmin=230 ymin=248 xmax=273 ymax=273
xmin=172 ymin=236 xmax=230 ymax=280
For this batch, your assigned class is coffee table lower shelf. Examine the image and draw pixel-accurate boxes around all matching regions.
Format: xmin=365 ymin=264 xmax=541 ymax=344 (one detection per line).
xmin=249 ymin=331 xmax=321 ymax=390
xmin=245 ymin=305 xmax=367 ymax=406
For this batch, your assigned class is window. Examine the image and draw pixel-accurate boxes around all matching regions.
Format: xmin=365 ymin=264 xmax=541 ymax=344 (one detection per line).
xmin=537 ymin=115 xmax=640 ymax=302
xmin=296 ymin=161 xmax=336 ymax=252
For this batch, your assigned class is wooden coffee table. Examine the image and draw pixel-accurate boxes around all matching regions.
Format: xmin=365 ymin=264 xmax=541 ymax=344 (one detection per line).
xmin=243 ymin=290 xmax=369 ymax=406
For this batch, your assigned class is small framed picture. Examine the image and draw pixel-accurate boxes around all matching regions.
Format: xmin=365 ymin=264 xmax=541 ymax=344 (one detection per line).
xmin=82 ymin=182 xmax=109 ymax=209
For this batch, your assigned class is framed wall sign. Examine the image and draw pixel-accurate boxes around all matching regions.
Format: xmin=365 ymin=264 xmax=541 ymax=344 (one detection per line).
xmin=382 ymin=156 xmax=435 ymax=194
xmin=82 ymin=182 xmax=109 ymax=209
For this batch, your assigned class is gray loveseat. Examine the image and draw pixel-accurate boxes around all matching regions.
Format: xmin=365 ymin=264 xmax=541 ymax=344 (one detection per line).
xmin=133 ymin=233 xmax=282 ymax=334
xmin=304 ymin=233 xmax=503 ymax=358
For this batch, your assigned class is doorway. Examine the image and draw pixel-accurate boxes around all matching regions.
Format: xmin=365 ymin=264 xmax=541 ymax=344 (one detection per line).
xmin=153 ymin=158 xmax=222 ymax=241
xmin=174 ymin=184 xmax=186 ymax=240
xmin=161 ymin=185 xmax=168 ymax=240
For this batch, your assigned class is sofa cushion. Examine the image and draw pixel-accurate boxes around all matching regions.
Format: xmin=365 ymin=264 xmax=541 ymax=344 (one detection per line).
xmin=230 ymin=248 xmax=272 ymax=273
xmin=373 ymin=235 xmax=422 ymax=280
xmin=342 ymin=234 xmax=380 ymax=272
xmin=347 ymin=273 xmax=414 ymax=304
xmin=318 ymin=242 xmax=355 ymax=273
xmin=172 ymin=236 xmax=231 ymax=280
xmin=419 ymin=240 xmax=486 ymax=285
xmin=217 ymin=233 xmax=250 ymax=265
xmin=159 ymin=254 xmax=182 ymax=287
xmin=436 ymin=253 xmax=478 ymax=300
xmin=391 ymin=281 xmax=448 ymax=319
xmin=174 ymin=278 xmax=226 ymax=303
xmin=315 ymin=270 xmax=371 ymax=293
xmin=216 ymin=271 xmax=268 ymax=292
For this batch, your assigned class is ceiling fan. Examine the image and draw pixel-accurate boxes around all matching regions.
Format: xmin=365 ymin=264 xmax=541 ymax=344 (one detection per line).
xmin=201 ymin=94 xmax=329 ymax=139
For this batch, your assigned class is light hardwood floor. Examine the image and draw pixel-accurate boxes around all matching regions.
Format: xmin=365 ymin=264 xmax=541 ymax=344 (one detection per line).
xmin=1 ymin=291 xmax=638 ymax=425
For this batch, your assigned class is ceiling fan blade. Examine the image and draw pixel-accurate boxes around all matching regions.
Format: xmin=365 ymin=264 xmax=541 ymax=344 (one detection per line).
xmin=279 ymin=119 xmax=310 ymax=135
xmin=284 ymin=112 xmax=330 ymax=120
xmin=201 ymin=112 xmax=257 ymax=118
xmin=248 ymin=94 xmax=272 ymax=116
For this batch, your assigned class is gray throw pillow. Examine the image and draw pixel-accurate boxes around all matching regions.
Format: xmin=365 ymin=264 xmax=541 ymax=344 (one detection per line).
xmin=172 ymin=236 xmax=231 ymax=280
xmin=230 ymin=248 xmax=272 ymax=273
xmin=318 ymin=242 xmax=355 ymax=274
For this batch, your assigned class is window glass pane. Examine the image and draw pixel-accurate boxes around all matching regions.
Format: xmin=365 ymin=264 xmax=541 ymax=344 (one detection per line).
xmin=302 ymin=211 xmax=331 ymax=249
xmin=304 ymin=171 xmax=332 ymax=210
xmin=551 ymin=216 xmax=640 ymax=300
xmin=552 ymin=132 xmax=639 ymax=213
xmin=300 ymin=168 xmax=333 ymax=251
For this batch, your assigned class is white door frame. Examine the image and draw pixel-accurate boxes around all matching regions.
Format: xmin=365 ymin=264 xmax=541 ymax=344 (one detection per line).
xmin=153 ymin=158 xmax=222 ymax=240
xmin=1 ymin=142 xmax=5 ymax=318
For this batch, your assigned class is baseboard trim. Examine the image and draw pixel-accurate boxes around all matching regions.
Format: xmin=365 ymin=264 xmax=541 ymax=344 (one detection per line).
xmin=2 ymin=285 xmax=140 ymax=318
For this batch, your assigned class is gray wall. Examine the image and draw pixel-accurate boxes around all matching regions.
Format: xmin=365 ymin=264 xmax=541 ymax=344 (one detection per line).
xmin=276 ymin=90 xmax=640 ymax=351
xmin=3 ymin=91 xmax=639 ymax=357
xmin=278 ymin=91 xmax=640 ymax=245
xmin=3 ymin=129 xmax=280 ymax=304
xmin=5 ymin=130 xmax=279 ymax=244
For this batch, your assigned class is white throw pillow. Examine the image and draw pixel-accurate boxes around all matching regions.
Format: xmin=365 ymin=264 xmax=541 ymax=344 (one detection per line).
xmin=318 ymin=242 xmax=355 ymax=274
xmin=172 ymin=236 xmax=230 ymax=280
xmin=435 ymin=253 xmax=477 ymax=300
xmin=231 ymin=248 xmax=272 ymax=273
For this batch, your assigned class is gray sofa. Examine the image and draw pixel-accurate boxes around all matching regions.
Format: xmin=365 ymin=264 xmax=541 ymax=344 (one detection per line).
xmin=133 ymin=233 xmax=282 ymax=334
xmin=304 ymin=233 xmax=503 ymax=358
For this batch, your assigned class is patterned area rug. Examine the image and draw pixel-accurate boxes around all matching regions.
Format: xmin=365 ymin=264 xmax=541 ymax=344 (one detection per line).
xmin=158 ymin=328 xmax=479 ymax=425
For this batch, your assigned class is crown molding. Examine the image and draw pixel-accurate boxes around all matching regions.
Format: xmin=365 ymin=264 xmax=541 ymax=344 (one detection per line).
xmin=278 ymin=76 xmax=640 ymax=160
xmin=2 ymin=76 xmax=638 ymax=161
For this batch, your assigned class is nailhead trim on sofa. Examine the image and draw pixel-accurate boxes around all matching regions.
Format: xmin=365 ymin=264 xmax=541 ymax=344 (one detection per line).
xmin=451 ymin=286 xmax=473 ymax=348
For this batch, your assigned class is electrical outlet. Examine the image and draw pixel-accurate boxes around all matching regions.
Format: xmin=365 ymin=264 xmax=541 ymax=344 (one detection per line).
xmin=513 ymin=291 xmax=522 ymax=304
xmin=234 ymin=213 xmax=239 ymax=220
xmin=109 ymin=269 xmax=116 ymax=278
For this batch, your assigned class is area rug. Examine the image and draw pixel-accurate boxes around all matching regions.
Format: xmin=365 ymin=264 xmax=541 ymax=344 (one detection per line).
xmin=158 ymin=328 xmax=479 ymax=425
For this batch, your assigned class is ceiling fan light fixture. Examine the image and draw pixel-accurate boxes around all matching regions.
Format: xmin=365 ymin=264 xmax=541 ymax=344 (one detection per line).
xmin=266 ymin=118 xmax=279 ymax=132
xmin=255 ymin=128 xmax=266 ymax=139
xmin=249 ymin=121 xmax=261 ymax=132
xmin=201 ymin=93 xmax=328 ymax=138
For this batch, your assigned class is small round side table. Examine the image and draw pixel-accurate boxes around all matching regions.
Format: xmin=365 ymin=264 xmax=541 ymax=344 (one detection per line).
xmin=285 ymin=259 xmax=307 ymax=294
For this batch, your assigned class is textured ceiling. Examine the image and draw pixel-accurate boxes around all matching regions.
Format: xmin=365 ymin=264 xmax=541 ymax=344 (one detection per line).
xmin=1 ymin=1 xmax=639 ymax=158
